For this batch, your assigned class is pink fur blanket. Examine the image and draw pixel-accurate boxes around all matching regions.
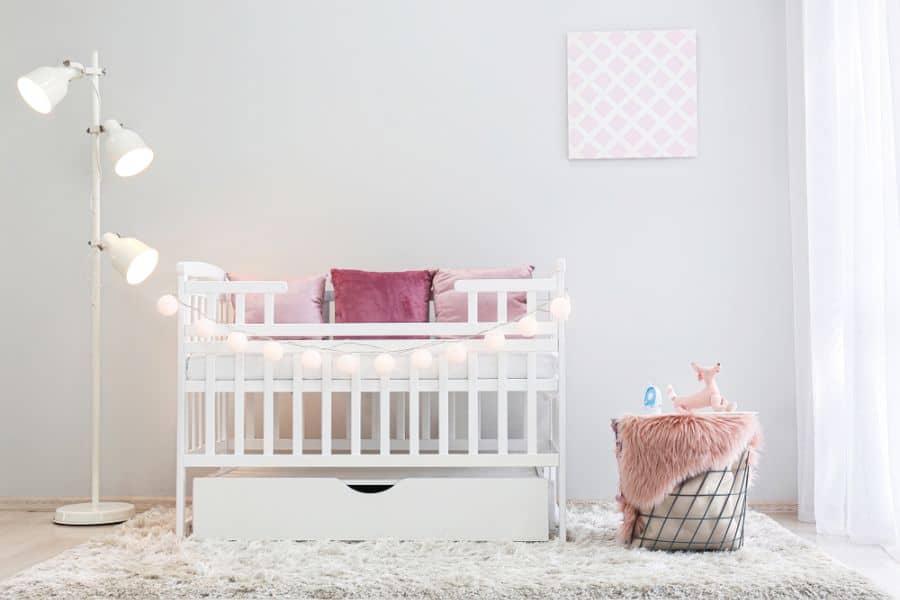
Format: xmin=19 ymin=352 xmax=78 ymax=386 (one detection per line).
xmin=612 ymin=413 xmax=762 ymax=544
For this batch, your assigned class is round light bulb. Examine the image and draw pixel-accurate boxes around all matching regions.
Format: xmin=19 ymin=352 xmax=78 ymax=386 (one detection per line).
xmin=410 ymin=349 xmax=433 ymax=370
xmin=195 ymin=318 xmax=216 ymax=337
xmin=517 ymin=314 xmax=539 ymax=338
xmin=485 ymin=331 xmax=506 ymax=352
xmin=374 ymin=353 xmax=396 ymax=376
xmin=550 ymin=296 xmax=572 ymax=321
xmin=227 ymin=331 xmax=248 ymax=352
xmin=336 ymin=353 xmax=359 ymax=374
xmin=446 ymin=342 xmax=467 ymax=364
xmin=263 ymin=341 xmax=284 ymax=362
xmin=301 ymin=349 xmax=322 ymax=370
xmin=156 ymin=294 xmax=179 ymax=316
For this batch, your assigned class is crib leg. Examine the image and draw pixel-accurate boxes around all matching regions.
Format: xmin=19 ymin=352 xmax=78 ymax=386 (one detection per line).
xmin=558 ymin=465 xmax=567 ymax=543
xmin=175 ymin=464 xmax=186 ymax=539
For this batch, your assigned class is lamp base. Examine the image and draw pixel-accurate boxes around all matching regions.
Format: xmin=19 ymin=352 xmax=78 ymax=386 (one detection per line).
xmin=54 ymin=501 xmax=134 ymax=526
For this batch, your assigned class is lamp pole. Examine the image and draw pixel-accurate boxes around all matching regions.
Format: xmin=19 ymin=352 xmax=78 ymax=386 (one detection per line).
xmin=89 ymin=49 xmax=102 ymax=513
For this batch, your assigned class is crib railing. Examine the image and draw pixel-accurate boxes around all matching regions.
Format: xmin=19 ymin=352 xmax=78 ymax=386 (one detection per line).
xmin=174 ymin=260 xmax=567 ymax=538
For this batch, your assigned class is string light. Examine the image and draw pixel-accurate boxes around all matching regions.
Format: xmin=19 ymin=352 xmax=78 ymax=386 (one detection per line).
xmin=263 ymin=341 xmax=284 ymax=362
xmin=336 ymin=353 xmax=359 ymax=374
xmin=517 ymin=314 xmax=538 ymax=337
xmin=195 ymin=317 xmax=215 ymax=337
xmin=227 ymin=331 xmax=248 ymax=352
xmin=156 ymin=293 xmax=571 ymax=361
xmin=485 ymin=331 xmax=506 ymax=352
xmin=301 ymin=349 xmax=322 ymax=370
xmin=156 ymin=294 xmax=178 ymax=316
xmin=410 ymin=348 xmax=433 ymax=369
xmin=446 ymin=342 xmax=467 ymax=364
xmin=374 ymin=353 xmax=395 ymax=376
xmin=550 ymin=295 xmax=572 ymax=321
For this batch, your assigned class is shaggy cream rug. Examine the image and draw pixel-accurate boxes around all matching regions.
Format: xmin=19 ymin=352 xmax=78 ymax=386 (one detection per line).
xmin=0 ymin=503 xmax=888 ymax=599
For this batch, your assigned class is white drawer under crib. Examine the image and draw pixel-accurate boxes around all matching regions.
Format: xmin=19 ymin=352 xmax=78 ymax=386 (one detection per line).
xmin=192 ymin=467 xmax=550 ymax=541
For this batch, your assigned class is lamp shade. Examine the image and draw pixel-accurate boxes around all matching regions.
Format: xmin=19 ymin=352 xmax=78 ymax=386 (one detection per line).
xmin=101 ymin=232 xmax=158 ymax=284
xmin=16 ymin=66 xmax=77 ymax=114
xmin=102 ymin=120 xmax=154 ymax=177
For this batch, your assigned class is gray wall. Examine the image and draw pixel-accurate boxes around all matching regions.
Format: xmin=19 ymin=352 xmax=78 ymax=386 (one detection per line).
xmin=0 ymin=1 xmax=795 ymax=501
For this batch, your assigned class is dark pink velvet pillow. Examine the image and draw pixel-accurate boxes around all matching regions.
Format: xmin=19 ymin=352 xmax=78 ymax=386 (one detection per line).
xmin=227 ymin=273 xmax=326 ymax=324
xmin=432 ymin=265 xmax=534 ymax=322
xmin=331 ymin=269 xmax=434 ymax=323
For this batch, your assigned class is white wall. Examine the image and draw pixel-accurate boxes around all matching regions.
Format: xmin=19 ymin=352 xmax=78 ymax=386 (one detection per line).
xmin=0 ymin=0 xmax=795 ymax=501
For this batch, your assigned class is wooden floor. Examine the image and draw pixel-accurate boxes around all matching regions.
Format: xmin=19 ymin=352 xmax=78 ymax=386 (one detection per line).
xmin=0 ymin=511 xmax=123 ymax=581
xmin=766 ymin=513 xmax=900 ymax=599
xmin=0 ymin=509 xmax=897 ymax=597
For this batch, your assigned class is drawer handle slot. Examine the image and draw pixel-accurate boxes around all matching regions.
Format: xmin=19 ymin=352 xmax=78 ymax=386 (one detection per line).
xmin=346 ymin=484 xmax=394 ymax=494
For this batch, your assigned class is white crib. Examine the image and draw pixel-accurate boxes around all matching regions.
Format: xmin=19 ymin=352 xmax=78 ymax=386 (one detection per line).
xmin=175 ymin=260 xmax=568 ymax=541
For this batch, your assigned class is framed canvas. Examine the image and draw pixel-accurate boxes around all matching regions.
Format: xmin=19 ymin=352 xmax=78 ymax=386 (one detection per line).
xmin=567 ymin=30 xmax=698 ymax=159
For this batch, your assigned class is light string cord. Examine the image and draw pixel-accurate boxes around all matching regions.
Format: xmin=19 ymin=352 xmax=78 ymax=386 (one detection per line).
xmin=178 ymin=297 xmax=564 ymax=356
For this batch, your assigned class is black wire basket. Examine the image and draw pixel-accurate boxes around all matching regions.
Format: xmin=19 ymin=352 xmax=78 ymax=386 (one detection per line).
xmin=632 ymin=449 xmax=751 ymax=551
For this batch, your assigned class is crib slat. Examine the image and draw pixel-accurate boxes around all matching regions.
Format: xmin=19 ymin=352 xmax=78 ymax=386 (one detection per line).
xmin=274 ymin=395 xmax=281 ymax=445
xmin=369 ymin=389 xmax=377 ymax=442
xmin=351 ymin=363 xmax=361 ymax=455
xmin=379 ymin=375 xmax=390 ymax=455
xmin=439 ymin=354 xmax=449 ymax=455
xmin=263 ymin=293 xmax=274 ymax=325
xmin=204 ymin=356 xmax=216 ymax=455
xmin=263 ymin=359 xmax=274 ymax=455
xmin=422 ymin=381 xmax=432 ymax=442
xmin=395 ymin=393 xmax=406 ymax=442
xmin=189 ymin=392 xmax=197 ymax=450
xmin=322 ymin=355 xmax=332 ymax=456
xmin=234 ymin=353 xmax=245 ymax=455
xmin=526 ymin=291 xmax=536 ymax=316
xmin=203 ymin=294 xmax=217 ymax=454
xmin=497 ymin=291 xmax=508 ymax=323
xmin=246 ymin=391 xmax=256 ymax=444
xmin=235 ymin=294 xmax=246 ymax=325
xmin=409 ymin=366 xmax=419 ymax=455
xmin=467 ymin=292 xmax=478 ymax=324
xmin=217 ymin=392 xmax=224 ymax=442
xmin=449 ymin=391 xmax=458 ymax=446
xmin=527 ymin=351 xmax=537 ymax=454
xmin=497 ymin=352 xmax=508 ymax=455
xmin=292 ymin=354 xmax=303 ymax=455
xmin=467 ymin=351 xmax=479 ymax=454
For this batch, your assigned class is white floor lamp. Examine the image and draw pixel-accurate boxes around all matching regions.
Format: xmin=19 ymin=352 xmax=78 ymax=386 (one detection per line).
xmin=17 ymin=51 xmax=158 ymax=525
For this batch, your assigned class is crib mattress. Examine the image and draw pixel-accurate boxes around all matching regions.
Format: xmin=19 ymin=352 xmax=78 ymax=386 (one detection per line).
xmin=186 ymin=353 xmax=557 ymax=381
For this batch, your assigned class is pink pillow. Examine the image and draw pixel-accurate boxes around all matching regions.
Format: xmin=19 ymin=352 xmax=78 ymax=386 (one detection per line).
xmin=331 ymin=269 xmax=434 ymax=323
xmin=227 ymin=273 xmax=326 ymax=324
xmin=432 ymin=265 xmax=534 ymax=322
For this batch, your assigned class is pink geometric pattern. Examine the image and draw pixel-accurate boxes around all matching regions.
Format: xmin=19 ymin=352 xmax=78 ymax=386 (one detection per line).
xmin=567 ymin=30 xmax=698 ymax=159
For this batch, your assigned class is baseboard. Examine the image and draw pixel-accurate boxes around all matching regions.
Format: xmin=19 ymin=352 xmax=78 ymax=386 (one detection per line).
xmin=746 ymin=501 xmax=798 ymax=514
xmin=2 ymin=496 xmax=799 ymax=514
xmin=0 ymin=497 xmax=179 ymax=513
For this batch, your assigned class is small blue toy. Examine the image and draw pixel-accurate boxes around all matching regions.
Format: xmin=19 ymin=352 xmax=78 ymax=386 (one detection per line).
xmin=643 ymin=385 xmax=662 ymax=414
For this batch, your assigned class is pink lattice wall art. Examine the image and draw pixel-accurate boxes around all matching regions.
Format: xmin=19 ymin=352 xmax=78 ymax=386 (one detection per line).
xmin=567 ymin=30 xmax=698 ymax=159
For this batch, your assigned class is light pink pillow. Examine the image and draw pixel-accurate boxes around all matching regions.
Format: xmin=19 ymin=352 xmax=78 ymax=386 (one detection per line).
xmin=432 ymin=265 xmax=534 ymax=322
xmin=227 ymin=273 xmax=326 ymax=324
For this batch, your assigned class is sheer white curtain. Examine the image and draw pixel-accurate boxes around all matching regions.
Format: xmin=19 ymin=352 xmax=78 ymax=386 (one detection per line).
xmin=792 ymin=0 xmax=900 ymax=550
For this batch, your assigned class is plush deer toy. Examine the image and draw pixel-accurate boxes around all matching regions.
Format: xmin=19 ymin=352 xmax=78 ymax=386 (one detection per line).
xmin=666 ymin=362 xmax=736 ymax=412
